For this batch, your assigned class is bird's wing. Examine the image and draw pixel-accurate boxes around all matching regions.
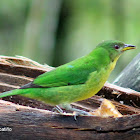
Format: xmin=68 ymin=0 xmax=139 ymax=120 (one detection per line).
xmin=21 ymin=57 xmax=97 ymax=89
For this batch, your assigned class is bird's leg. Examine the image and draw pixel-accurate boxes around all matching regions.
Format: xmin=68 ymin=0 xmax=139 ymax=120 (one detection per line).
xmin=60 ymin=104 xmax=92 ymax=120
xmin=52 ymin=104 xmax=92 ymax=120
xmin=52 ymin=105 xmax=64 ymax=113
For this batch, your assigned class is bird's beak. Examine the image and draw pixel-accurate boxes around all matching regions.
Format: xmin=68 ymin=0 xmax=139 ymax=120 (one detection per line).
xmin=122 ymin=44 xmax=136 ymax=51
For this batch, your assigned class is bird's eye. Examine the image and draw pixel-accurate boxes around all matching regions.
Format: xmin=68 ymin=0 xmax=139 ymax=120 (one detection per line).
xmin=114 ymin=45 xmax=120 ymax=49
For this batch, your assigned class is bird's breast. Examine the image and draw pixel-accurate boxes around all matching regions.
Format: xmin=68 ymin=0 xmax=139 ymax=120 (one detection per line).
xmin=84 ymin=61 xmax=116 ymax=99
xmin=110 ymin=56 xmax=120 ymax=71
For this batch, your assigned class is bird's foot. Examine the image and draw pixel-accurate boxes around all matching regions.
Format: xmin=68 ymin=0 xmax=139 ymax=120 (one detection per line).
xmin=72 ymin=108 xmax=93 ymax=120
xmin=52 ymin=104 xmax=93 ymax=120
xmin=60 ymin=104 xmax=93 ymax=120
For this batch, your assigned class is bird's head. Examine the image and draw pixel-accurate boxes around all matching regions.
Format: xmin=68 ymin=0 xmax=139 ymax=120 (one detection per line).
xmin=97 ymin=40 xmax=136 ymax=62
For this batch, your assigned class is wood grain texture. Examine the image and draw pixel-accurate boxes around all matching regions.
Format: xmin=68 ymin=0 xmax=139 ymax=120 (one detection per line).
xmin=113 ymin=53 xmax=140 ymax=92
xmin=0 ymin=100 xmax=139 ymax=140
xmin=0 ymin=55 xmax=140 ymax=140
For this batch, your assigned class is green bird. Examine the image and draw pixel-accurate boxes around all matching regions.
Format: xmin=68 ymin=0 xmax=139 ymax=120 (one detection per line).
xmin=0 ymin=40 xmax=135 ymax=115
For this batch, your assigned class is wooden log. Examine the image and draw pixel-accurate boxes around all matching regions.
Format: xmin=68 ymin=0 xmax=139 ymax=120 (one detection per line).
xmin=0 ymin=55 xmax=54 ymax=78
xmin=0 ymin=100 xmax=139 ymax=140
xmin=98 ymin=82 xmax=140 ymax=108
xmin=0 ymin=55 xmax=140 ymax=140
xmin=113 ymin=53 xmax=140 ymax=92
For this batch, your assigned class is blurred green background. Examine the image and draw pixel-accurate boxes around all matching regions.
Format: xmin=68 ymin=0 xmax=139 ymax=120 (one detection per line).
xmin=0 ymin=0 xmax=139 ymax=82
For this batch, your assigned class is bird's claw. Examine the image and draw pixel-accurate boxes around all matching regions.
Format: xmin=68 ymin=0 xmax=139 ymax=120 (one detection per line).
xmin=52 ymin=105 xmax=92 ymax=120
xmin=73 ymin=110 xmax=93 ymax=120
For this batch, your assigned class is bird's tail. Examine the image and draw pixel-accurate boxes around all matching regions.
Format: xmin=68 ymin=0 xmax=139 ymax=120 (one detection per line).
xmin=0 ymin=89 xmax=21 ymax=98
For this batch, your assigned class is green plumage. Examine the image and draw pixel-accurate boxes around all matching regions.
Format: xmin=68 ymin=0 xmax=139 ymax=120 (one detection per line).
xmin=0 ymin=40 xmax=135 ymax=108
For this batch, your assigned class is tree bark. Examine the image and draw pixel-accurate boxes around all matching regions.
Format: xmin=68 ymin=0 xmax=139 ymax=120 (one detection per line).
xmin=0 ymin=56 xmax=140 ymax=140
xmin=113 ymin=53 xmax=140 ymax=92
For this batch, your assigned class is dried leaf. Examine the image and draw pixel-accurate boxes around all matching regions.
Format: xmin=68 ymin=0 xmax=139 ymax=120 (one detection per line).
xmin=90 ymin=99 xmax=123 ymax=118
